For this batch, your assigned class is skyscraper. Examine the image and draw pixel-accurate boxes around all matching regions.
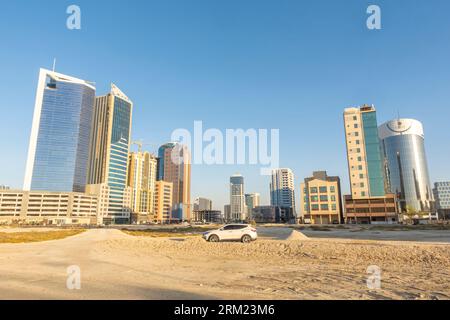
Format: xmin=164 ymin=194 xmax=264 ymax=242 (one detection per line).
xmin=127 ymin=151 xmax=158 ymax=223
xmin=24 ymin=69 xmax=95 ymax=192
xmin=86 ymin=84 xmax=133 ymax=224
xmin=343 ymin=105 xmax=397 ymax=224
xmin=154 ymin=180 xmax=173 ymax=223
xmin=158 ymin=142 xmax=191 ymax=221
xmin=379 ymin=119 xmax=435 ymax=215
xmin=245 ymin=193 xmax=260 ymax=219
xmin=270 ymin=169 xmax=296 ymax=214
xmin=230 ymin=174 xmax=246 ymax=222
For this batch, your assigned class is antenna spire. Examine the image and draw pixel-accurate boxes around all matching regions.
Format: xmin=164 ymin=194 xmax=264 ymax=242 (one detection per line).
xmin=52 ymin=58 xmax=56 ymax=72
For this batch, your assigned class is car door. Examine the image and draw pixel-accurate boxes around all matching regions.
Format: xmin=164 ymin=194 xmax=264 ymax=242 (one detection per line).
xmin=220 ymin=225 xmax=235 ymax=240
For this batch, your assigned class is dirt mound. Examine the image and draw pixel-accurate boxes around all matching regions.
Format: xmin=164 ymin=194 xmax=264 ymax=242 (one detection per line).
xmin=286 ymin=230 xmax=309 ymax=241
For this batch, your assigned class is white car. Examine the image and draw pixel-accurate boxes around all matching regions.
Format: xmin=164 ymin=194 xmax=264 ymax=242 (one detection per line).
xmin=203 ymin=224 xmax=258 ymax=243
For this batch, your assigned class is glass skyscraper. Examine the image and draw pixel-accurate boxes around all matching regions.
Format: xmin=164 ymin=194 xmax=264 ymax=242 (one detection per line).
xmin=379 ymin=119 xmax=435 ymax=214
xmin=24 ymin=69 xmax=95 ymax=192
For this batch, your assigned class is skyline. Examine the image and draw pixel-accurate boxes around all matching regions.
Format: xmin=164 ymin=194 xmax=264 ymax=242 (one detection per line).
xmin=1 ymin=1 xmax=450 ymax=211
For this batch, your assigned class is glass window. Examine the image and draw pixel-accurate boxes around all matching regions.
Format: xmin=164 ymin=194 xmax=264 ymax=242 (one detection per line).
xmin=312 ymin=204 xmax=319 ymax=211
xmin=320 ymin=195 xmax=328 ymax=202
xmin=320 ymin=204 xmax=329 ymax=211
xmin=311 ymin=195 xmax=319 ymax=202
xmin=310 ymin=187 xmax=318 ymax=194
xmin=330 ymin=186 xmax=336 ymax=193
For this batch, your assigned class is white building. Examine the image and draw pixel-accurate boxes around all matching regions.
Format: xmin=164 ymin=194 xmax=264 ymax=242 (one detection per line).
xmin=229 ymin=174 xmax=246 ymax=221
xmin=270 ymin=169 xmax=296 ymax=215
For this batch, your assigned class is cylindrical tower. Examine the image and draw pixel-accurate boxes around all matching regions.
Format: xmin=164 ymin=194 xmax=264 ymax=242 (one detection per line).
xmin=379 ymin=119 xmax=435 ymax=214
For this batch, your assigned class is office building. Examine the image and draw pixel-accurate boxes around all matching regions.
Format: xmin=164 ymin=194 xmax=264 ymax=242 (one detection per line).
xmin=230 ymin=174 xmax=246 ymax=221
xmin=433 ymin=182 xmax=450 ymax=219
xmin=127 ymin=151 xmax=158 ymax=223
xmin=158 ymin=142 xmax=191 ymax=222
xmin=86 ymin=84 xmax=133 ymax=224
xmin=24 ymin=69 xmax=95 ymax=193
xmin=270 ymin=169 xmax=296 ymax=218
xmin=0 ymin=190 xmax=98 ymax=225
xmin=379 ymin=119 xmax=435 ymax=215
xmin=343 ymin=105 xmax=398 ymax=224
xmin=300 ymin=171 xmax=344 ymax=225
xmin=154 ymin=180 xmax=173 ymax=223
xmin=224 ymin=204 xmax=231 ymax=221
xmin=192 ymin=210 xmax=223 ymax=223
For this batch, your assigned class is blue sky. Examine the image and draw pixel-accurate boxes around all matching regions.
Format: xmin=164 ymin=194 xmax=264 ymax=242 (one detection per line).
xmin=0 ymin=0 xmax=449 ymax=210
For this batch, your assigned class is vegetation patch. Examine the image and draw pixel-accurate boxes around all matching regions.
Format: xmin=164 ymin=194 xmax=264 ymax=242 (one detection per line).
xmin=0 ymin=229 xmax=85 ymax=244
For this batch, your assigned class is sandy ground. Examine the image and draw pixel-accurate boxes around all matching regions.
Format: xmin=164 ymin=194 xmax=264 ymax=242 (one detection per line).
xmin=0 ymin=228 xmax=449 ymax=300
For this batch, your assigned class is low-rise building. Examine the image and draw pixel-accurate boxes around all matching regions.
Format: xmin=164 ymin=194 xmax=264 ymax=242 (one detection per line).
xmin=251 ymin=206 xmax=294 ymax=224
xmin=433 ymin=182 xmax=450 ymax=220
xmin=300 ymin=171 xmax=343 ymax=224
xmin=0 ymin=190 xmax=98 ymax=225
xmin=192 ymin=210 xmax=223 ymax=223
xmin=344 ymin=194 xmax=398 ymax=224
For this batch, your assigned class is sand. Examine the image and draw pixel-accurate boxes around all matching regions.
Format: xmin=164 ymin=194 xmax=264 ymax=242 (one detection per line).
xmin=0 ymin=228 xmax=449 ymax=300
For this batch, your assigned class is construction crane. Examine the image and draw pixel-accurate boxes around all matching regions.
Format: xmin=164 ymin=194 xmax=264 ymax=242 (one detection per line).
xmin=131 ymin=140 xmax=159 ymax=155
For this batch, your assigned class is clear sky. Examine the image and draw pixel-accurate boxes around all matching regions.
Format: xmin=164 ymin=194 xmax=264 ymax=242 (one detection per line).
xmin=0 ymin=0 xmax=449 ymax=210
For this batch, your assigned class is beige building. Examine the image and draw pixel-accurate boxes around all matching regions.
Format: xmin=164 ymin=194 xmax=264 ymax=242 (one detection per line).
xmin=86 ymin=84 xmax=133 ymax=224
xmin=127 ymin=151 xmax=158 ymax=223
xmin=343 ymin=105 xmax=398 ymax=224
xmin=300 ymin=171 xmax=343 ymax=224
xmin=154 ymin=181 xmax=173 ymax=223
xmin=0 ymin=190 xmax=98 ymax=225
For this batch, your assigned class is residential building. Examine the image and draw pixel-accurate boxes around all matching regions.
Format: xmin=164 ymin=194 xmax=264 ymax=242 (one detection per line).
xmin=127 ymin=151 xmax=158 ymax=223
xmin=86 ymin=84 xmax=133 ymax=224
xmin=270 ymin=169 xmax=296 ymax=218
xmin=251 ymin=206 xmax=294 ymax=224
xmin=0 ymin=190 xmax=98 ymax=225
xmin=433 ymin=182 xmax=450 ymax=219
xmin=224 ymin=204 xmax=231 ymax=221
xmin=158 ymin=142 xmax=191 ymax=222
xmin=300 ymin=171 xmax=344 ymax=225
xmin=24 ymin=69 xmax=95 ymax=193
xmin=379 ymin=119 xmax=435 ymax=216
xmin=194 ymin=197 xmax=212 ymax=212
xmin=154 ymin=180 xmax=173 ymax=223
xmin=230 ymin=174 xmax=246 ymax=221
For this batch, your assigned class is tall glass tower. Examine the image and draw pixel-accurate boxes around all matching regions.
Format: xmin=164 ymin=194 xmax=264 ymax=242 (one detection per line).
xmin=270 ymin=168 xmax=296 ymax=213
xmin=379 ymin=119 xmax=435 ymax=214
xmin=230 ymin=174 xmax=245 ymax=221
xmin=24 ymin=69 xmax=95 ymax=192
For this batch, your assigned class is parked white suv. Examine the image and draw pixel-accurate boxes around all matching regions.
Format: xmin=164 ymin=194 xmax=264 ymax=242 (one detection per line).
xmin=203 ymin=224 xmax=258 ymax=243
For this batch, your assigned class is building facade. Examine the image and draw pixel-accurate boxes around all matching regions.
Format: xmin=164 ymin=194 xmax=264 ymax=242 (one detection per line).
xmin=433 ymin=182 xmax=450 ymax=219
xmin=379 ymin=119 xmax=435 ymax=216
xmin=127 ymin=151 xmax=158 ymax=223
xmin=245 ymin=193 xmax=260 ymax=219
xmin=158 ymin=142 xmax=191 ymax=222
xmin=192 ymin=210 xmax=223 ymax=223
xmin=194 ymin=197 xmax=213 ymax=212
xmin=251 ymin=206 xmax=294 ymax=224
xmin=270 ymin=169 xmax=296 ymax=217
xmin=86 ymin=84 xmax=133 ymax=224
xmin=300 ymin=171 xmax=344 ymax=225
xmin=24 ymin=69 xmax=96 ymax=193
xmin=154 ymin=181 xmax=173 ymax=223
xmin=343 ymin=105 xmax=398 ymax=224
xmin=0 ymin=190 xmax=98 ymax=225
xmin=229 ymin=174 xmax=246 ymax=222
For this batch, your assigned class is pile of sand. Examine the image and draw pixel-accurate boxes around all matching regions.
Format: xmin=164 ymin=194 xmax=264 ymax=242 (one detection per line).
xmin=286 ymin=230 xmax=309 ymax=241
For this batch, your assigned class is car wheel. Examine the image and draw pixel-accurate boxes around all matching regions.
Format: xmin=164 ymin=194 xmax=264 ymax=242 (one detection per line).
xmin=241 ymin=235 xmax=252 ymax=243
xmin=209 ymin=235 xmax=220 ymax=243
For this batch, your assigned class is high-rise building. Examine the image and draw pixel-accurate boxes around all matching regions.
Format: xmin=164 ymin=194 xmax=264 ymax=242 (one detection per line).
xmin=224 ymin=204 xmax=231 ymax=221
xmin=300 ymin=171 xmax=344 ymax=225
xmin=86 ymin=84 xmax=133 ymax=224
xmin=270 ymin=169 xmax=296 ymax=215
xmin=379 ymin=119 xmax=435 ymax=215
xmin=154 ymin=180 xmax=173 ymax=223
xmin=230 ymin=174 xmax=246 ymax=221
xmin=433 ymin=182 xmax=450 ymax=219
xmin=24 ymin=69 xmax=95 ymax=193
xmin=245 ymin=193 xmax=260 ymax=219
xmin=344 ymin=105 xmax=385 ymax=198
xmin=158 ymin=142 xmax=191 ymax=221
xmin=194 ymin=197 xmax=213 ymax=211
xmin=127 ymin=151 xmax=158 ymax=223
xmin=343 ymin=105 xmax=398 ymax=224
